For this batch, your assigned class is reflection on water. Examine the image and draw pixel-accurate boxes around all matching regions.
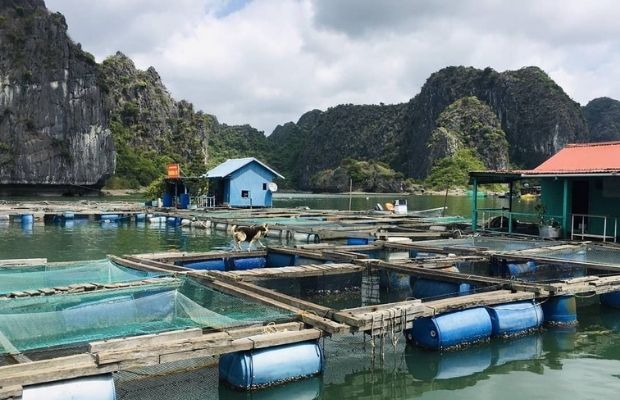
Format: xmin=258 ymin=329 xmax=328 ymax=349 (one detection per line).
xmin=0 ymin=221 xmax=234 ymax=262
xmin=273 ymin=193 xmax=536 ymax=216
xmin=314 ymin=301 xmax=620 ymax=400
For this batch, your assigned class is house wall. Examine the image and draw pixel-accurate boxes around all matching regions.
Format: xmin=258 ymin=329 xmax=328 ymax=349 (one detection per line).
xmin=227 ymin=163 xmax=275 ymax=207
xmin=542 ymin=177 xmax=620 ymax=237
xmin=540 ymin=179 xmax=567 ymax=222
xmin=586 ymin=177 xmax=620 ymax=236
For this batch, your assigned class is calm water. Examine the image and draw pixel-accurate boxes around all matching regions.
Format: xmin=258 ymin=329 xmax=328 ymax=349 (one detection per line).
xmin=4 ymin=194 xmax=617 ymax=400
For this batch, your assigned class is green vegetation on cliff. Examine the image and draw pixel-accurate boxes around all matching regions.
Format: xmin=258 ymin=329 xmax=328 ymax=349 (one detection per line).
xmin=428 ymin=96 xmax=509 ymax=170
xmin=425 ymin=149 xmax=486 ymax=189
xmin=100 ymin=52 xmax=276 ymax=190
xmin=310 ymin=158 xmax=407 ymax=193
xmin=100 ymin=53 xmax=209 ymax=188
xmin=266 ymin=104 xmax=406 ymax=190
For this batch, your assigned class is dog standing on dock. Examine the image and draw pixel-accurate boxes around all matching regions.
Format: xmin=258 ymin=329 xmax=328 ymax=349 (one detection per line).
xmin=231 ymin=224 xmax=268 ymax=251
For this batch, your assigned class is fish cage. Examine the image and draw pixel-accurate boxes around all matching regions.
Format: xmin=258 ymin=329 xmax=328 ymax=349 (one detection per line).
xmin=0 ymin=277 xmax=294 ymax=355
xmin=0 ymin=259 xmax=165 ymax=295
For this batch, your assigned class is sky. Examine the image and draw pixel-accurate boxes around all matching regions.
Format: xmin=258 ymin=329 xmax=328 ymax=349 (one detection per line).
xmin=46 ymin=0 xmax=620 ymax=135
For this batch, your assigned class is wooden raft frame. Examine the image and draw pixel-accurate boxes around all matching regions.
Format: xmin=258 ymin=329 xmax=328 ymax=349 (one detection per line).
xmin=0 ymin=322 xmax=321 ymax=399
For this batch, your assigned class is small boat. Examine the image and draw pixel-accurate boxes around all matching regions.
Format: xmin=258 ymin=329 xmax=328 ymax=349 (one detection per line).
xmin=520 ymin=193 xmax=539 ymax=201
xmin=410 ymin=207 xmax=446 ymax=218
xmin=369 ymin=206 xmax=446 ymax=218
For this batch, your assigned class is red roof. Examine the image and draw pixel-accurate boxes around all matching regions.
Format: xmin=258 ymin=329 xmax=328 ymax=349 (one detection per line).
xmin=527 ymin=141 xmax=620 ymax=175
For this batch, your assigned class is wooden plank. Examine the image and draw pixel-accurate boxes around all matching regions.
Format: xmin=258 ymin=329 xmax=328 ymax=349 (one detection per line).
xmin=214 ymin=264 xmax=365 ymax=281
xmin=0 ymin=385 xmax=22 ymax=400
xmin=0 ymin=331 xmax=30 ymax=364
xmin=89 ymin=328 xmax=204 ymax=353
xmin=0 ymin=353 xmax=118 ymax=387
xmin=108 ymin=255 xmax=180 ymax=274
xmin=159 ymin=329 xmax=321 ymax=364
xmin=0 ymin=258 xmax=47 ymax=268
xmin=143 ymin=250 xmax=268 ymax=263
xmin=124 ymin=256 xmax=189 ymax=272
xmin=97 ymin=327 xmax=320 ymax=365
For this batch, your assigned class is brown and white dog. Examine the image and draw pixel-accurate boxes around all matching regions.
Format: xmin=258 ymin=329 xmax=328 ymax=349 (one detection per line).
xmin=231 ymin=224 xmax=268 ymax=251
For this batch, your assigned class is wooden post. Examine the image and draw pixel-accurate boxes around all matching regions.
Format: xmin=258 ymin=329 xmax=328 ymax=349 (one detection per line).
xmin=562 ymin=178 xmax=569 ymax=239
xmin=348 ymin=178 xmax=353 ymax=211
xmin=472 ymin=177 xmax=478 ymax=232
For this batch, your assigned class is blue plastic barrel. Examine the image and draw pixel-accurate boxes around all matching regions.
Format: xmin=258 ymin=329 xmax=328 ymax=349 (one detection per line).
xmin=100 ymin=214 xmax=119 ymax=222
xmin=542 ymin=295 xmax=577 ymax=326
xmin=180 ymin=193 xmax=190 ymax=209
xmin=503 ymin=261 xmax=537 ymax=278
xmin=346 ymin=237 xmax=371 ymax=245
xmin=135 ymin=213 xmax=146 ymax=222
xmin=380 ymin=271 xmax=410 ymax=291
xmin=600 ymin=291 xmax=620 ymax=308
xmin=232 ymin=257 xmax=267 ymax=270
xmin=166 ymin=217 xmax=180 ymax=226
xmin=492 ymin=334 xmax=543 ymax=367
xmin=62 ymin=212 xmax=75 ymax=220
xmin=405 ymin=341 xmax=493 ymax=380
xmin=162 ymin=193 xmax=173 ymax=207
xmin=406 ymin=307 xmax=492 ymax=350
xmin=22 ymin=374 xmax=116 ymax=400
xmin=219 ymin=375 xmax=322 ymax=400
xmin=487 ymin=301 xmax=543 ymax=336
xmin=183 ymin=259 xmax=226 ymax=271
xmin=219 ymin=340 xmax=324 ymax=390
xmin=411 ymin=278 xmax=472 ymax=300
xmin=295 ymin=256 xmax=325 ymax=266
xmin=266 ymin=251 xmax=298 ymax=267
xmin=21 ymin=214 xmax=34 ymax=224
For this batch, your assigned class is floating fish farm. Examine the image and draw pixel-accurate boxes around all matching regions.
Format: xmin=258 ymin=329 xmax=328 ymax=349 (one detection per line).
xmin=3 ymin=204 xmax=620 ymax=398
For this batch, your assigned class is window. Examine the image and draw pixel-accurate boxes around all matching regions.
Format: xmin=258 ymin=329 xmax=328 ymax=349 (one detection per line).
xmin=241 ymin=190 xmax=249 ymax=198
xmin=262 ymin=183 xmax=267 ymax=190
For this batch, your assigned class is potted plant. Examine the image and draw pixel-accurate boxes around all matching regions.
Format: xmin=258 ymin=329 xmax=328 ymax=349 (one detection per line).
xmin=535 ymin=203 xmax=561 ymax=239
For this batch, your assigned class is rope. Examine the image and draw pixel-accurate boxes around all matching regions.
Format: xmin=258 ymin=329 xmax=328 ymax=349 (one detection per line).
xmin=262 ymin=321 xmax=278 ymax=334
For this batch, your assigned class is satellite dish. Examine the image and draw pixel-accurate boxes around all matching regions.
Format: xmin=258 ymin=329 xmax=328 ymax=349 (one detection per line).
xmin=268 ymin=182 xmax=278 ymax=192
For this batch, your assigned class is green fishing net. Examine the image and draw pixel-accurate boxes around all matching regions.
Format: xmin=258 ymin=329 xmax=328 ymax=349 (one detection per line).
xmin=0 ymin=278 xmax=293 ymax=353
xmin=0 ymin=259 xmax=164 ymax=295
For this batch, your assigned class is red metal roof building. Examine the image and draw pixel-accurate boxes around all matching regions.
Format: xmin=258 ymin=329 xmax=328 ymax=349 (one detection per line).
xmin=469 ymin=141 xmax=620 ymax=240
xmin=528 ymin=141 xmax=620 ymax=176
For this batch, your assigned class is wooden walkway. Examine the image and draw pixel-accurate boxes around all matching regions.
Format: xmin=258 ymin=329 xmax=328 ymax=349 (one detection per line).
xmin=5 ymin=237 xmax=620 ymax=397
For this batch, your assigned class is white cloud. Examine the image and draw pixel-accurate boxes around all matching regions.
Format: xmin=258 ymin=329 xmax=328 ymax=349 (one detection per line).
xmin=46 ymin=0 xmax=620 ymax=134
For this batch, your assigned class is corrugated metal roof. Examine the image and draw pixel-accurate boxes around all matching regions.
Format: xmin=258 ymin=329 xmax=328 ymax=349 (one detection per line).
xmin=203 ymin=157 xmax=284 ymax=179
xmin=529 ymin=141 xmax=620 ymax=175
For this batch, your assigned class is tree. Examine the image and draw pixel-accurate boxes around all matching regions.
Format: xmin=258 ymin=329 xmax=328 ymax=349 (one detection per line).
xmin=425 ymin=149 xmax=486 ymax=189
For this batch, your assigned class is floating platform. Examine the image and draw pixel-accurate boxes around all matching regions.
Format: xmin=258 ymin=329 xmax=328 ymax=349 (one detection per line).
xmin=5 ymin=229 xmax=620 ymax=397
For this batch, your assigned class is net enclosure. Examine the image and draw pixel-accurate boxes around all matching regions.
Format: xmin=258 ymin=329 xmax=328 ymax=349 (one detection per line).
xmin=0 ymin=278 xmax=294 ymax=353
xmin=0 ymin=259 xmax=164 ymax=295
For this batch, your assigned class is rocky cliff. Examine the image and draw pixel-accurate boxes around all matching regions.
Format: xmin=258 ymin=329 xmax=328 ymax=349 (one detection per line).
xmin=0 ymin=0 xmax=114 ymax=193
xmin=428 ymin=96 xmax=509 ymax=170
xmin=267 ymin=104 xmax=406 ymax=189
xmin=99 ymin=52 xmax=211 ymax=187
xmin=583 ymin=97 xmax=620 ymax=142
xmin=267 ymin=66 xmax=590 ymax=189
xmin=401 ymin=66 xmax=589 ymax=178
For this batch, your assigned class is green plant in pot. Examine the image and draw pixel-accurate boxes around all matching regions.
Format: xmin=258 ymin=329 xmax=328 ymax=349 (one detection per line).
xmin=535 ymin=203 xmax=561 ymax=239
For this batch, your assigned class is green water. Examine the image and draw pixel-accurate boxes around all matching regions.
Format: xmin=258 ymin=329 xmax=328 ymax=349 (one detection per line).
xmin=0 ymin=194 xmax=533 ymax=262
xmin=5 ymin=194 xmax=618 ymax=400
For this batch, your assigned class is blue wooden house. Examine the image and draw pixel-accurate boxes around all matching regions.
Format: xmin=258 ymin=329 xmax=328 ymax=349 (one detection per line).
xmin=204 ymin=158 xmax=284 ymax=208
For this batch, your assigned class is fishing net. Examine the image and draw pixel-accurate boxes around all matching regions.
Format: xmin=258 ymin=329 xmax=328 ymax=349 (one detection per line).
xmin=0 ymin=278 xmax=293 ymax=353
xmin=0 ymin=259 xmax=164 ymax=295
